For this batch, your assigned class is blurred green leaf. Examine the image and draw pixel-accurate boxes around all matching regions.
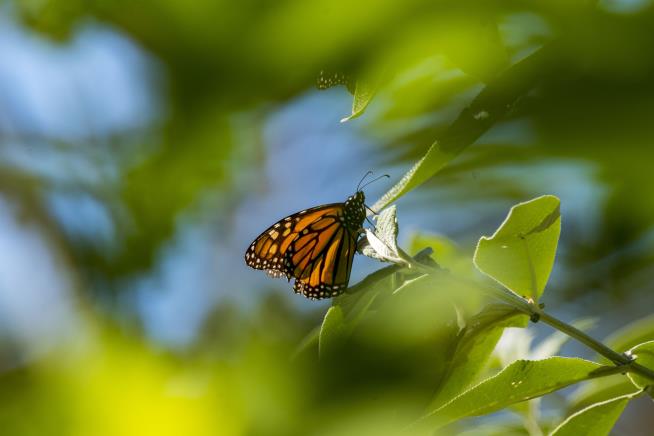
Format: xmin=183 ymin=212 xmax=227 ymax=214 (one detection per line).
xmin=348 ymin=280 xmax=459 ymax=395
xmin=568 ymin=375 xmax=640 ymax=414
xmin=372 ymin=141 xmax=457 ymax=213
xmin=335 ymin=265 xmax=401 ymax=317
xmin=392 ymin=274 xmax=428 ymax=295
xmin=110 ymin=110 xmax=234 ymax=276
xmin=441 ymin=15 xmax=509 ymax=82
xmin=491 ymin=327 xmax=533 ymax=369
xmin=341 ymin=78 xmax=380 ymax=122
xmin=455 ymin=423 xmax=528 ymax=436
xmin=292 ymin=326 xmax=320 ymax=360
xmin=316 ymin=70 xmax=355 ymax=93
xmin=474 ymin=195 xmax=561 ymax=301
xmin=326 ymin=248 xmax=435 ymax=340
xmin=340 ymin=10 xmax=509 ymax=123
xmin=372 ymin=44 xmax=553 ymax=212
xmin=407 ymin=232 xmax=479 ymax=279
xmin=531 ymin=318 xmax=597 ymax=360
xmin=319 ymin=306 xmax=347 ymax=357
xmin=420 ymin=357 xmax=608 ymax=429
xmin=604 ymin=314 xmax=654 ymax=353
xmin=428 ymin=304 xmax=528 ymax=410
xmin=409 ymin=233 xmax=460 ymax=269
xmin=626 ymin=341 xmax=654 ymax=392
xmin=550 ymin=391 xmax=640 ymax=436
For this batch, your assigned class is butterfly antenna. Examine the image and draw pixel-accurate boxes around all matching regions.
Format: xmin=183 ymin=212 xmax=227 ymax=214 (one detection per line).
xmin=365 ymin=205 xmax=379 ymax=215
xmin=359 ymin=174 xmax=390 ymax=191
xmin=357 ymin=171 xmax=374 ymax=192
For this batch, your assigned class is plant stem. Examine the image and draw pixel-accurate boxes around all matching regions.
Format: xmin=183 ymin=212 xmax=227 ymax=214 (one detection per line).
xmin=538 ymin=312 xmax=628 ymax=365
xmin=396 ymin=247 xmax=654 ymax=383
xmin=539 ymin=312 xmax=654 ymax=381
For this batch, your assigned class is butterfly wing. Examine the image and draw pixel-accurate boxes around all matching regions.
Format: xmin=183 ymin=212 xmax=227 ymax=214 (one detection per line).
xmin=291 ymin=220 xmax=358 ymax=299
xmin=244 ymin=203 xmax=344 ymax=275
xmin=244 ymin=203 xmax=359 ymax=299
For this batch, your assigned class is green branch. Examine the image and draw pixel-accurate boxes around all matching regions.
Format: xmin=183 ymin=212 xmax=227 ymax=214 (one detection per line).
xmin=538 ymin=312 xmax=628 ymax=365
xmin=395 ymin=247 xmax=654 ymax=383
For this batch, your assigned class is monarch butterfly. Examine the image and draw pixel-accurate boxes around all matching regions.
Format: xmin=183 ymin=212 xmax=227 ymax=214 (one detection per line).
xmin=244 ymin=174 xmax=387 ymax=300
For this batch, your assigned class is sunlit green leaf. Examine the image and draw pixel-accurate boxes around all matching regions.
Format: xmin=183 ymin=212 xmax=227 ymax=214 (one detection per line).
xmin=550 ymin=391 xmax=640 ymax=436
xmin=420 ymin=357 xmax=609 ymax=428
xmin=474 ymin=195 xmax=561 ymax=301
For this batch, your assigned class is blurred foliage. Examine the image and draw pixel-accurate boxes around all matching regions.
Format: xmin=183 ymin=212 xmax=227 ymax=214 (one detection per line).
xmin=1 ymin=0 xmax=654 ymax=434
xmin=550 ymin=391 xmax=639 ymax=436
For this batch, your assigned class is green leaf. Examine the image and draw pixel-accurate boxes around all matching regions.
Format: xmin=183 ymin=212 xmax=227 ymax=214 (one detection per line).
xmin=319 ymin=306 xmax=347 ymax=357
xmin=340 ymin=78 xmax=379 ymax=122
xmin=291 ymin=326 xmax=320 ymax=361
xmin=357 ymin=273 xmax=459 ymax=349
xmin=627 ymin=341 xmax=654 ymax=391
xmin=550 ymin=391 xmax=640 ymax=436
xmin=371 ymin=142 xmax=458 ymax=212
xmin=329 ymin=248 xmax=435 ymax=336
xmin=568 ymin=375 xmax=641 ymax=414
xmin=408 ymin=232 xmax=473 ymax=275
xmin=428 ymin=304 xmax=528 ymax=410
xmin=362 ymin=206 xmax=400 ymax=262
xmin=441 ymin=16 xmax=509 ymax=83
xmin=316 ymin=70 xmax=355 ymax=93
xmin=392 ymin=274 xmax=429 ymax=295
xmin=333 ymin=264 xmax=401 ymax=314
xmin=419 ymin=357 xmax=608 ymax=428
xmin=604 ymin=313 xmax=654 ymax=353
xmin=318 ymin=247 xmax=441 ymax=359
xmin=473 ymin=195 xmax=561 ymax=301
xmin=371 ymin=45 xmax=554 ymax=212
xmin=320 ymin=267 xmax=408 ymax=347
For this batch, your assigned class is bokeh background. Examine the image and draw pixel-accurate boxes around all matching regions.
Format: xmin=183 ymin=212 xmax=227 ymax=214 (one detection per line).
xmin=1 ymin=0 xmax=654 ymax=434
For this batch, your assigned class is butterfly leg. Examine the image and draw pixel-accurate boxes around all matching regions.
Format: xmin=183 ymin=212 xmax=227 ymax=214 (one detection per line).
xmin=364 ymin=216 xmax=378 ymax=233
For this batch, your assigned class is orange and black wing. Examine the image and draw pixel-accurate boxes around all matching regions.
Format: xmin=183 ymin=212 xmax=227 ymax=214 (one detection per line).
xmin=244 ymin=203 xmax=359 ymax=299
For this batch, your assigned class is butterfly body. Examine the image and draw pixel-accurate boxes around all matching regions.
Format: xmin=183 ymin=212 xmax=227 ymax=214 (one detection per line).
xmin=245 ymin=191 xmax=366 ymax=300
